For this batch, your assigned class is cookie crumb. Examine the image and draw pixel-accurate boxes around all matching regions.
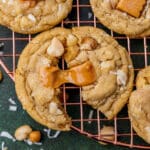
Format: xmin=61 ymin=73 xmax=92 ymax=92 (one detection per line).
xmin=100 ymin=126 xmax=115 ymax=141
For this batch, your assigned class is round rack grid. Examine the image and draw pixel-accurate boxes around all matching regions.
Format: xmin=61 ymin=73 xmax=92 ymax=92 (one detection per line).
xmin=0 ymin=0 xmax=150 ymax=149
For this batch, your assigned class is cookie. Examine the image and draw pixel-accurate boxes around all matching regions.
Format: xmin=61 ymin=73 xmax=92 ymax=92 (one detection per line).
xmin=90 ymin=0 xmax=150 ymax=36
xmin=128 ymin=86 xmax=150 ymax=144
xmin=72 ymin=27 xmax=134 ymax=119
xmin=136 ymin=66 xmax=150 ymax=89
xmin=15 ymin=27 xmax=134 ymax=131
xmin=0 ymin=0 xmax=72 ymax=34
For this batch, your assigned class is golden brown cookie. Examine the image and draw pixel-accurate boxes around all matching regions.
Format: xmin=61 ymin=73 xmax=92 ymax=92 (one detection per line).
xmin=90 ymin=0 xmax=150 ymax=36
xmin=128 ymin=86 xmax=150 ymax=144
xmin=136 ymin=66 xmax=150 ymax=89
xmin=0 ymin=0 xmax=72 ymax=34
xmin=15 ymin=27 xmax=134 ymax=131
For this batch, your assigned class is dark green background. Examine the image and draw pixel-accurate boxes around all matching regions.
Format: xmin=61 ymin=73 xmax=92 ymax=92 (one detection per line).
xmin=0 ymin=0 xmax=150 ymax=149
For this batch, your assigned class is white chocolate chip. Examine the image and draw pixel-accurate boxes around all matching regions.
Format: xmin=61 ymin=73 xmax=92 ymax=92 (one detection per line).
xmin=49 ymin=102 xmax=58 ymax=114
xmin=117 ymin=70 xmax=127 ymax=86
xmin=47 ymin=37 xmax=64 ymax=57
xmin=27 ymin=14 xmax=36 ymax=22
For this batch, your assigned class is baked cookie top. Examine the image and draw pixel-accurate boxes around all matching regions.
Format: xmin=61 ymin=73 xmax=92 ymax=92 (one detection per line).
xmin=0 ymin=0 xmax=72 ymax=34
xmin=136 ymin=66 xmax=150 ymax=89
xmin=90 ymin=0 xmax=150 ymax=36
xmin=71 ymin=27 xmax=134 ymax=119
xmin=15 ymin=27 xmax=134 ymax=131
xmin=128 ymin=86 xmax=150 ymax=144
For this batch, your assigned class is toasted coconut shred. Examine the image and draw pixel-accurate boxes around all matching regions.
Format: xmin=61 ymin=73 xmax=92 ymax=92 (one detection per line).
xmin=43 ymin=129 xmax=61 ymax=139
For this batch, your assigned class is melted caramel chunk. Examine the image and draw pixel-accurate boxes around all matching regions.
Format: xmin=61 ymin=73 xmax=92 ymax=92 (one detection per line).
xmin=116 ymin=0 xmax=146 ymax=18
xmin=39 ymin=66 xmax=60 ymax=87
xmin=40 ymin=61 xmax=97 ymax=88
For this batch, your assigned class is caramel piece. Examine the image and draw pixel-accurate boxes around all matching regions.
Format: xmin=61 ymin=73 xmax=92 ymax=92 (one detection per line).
xmin=40 ymin=61 xmax=97 ymax=88
xmin=116 ymin=0 xmax=146 ymax=18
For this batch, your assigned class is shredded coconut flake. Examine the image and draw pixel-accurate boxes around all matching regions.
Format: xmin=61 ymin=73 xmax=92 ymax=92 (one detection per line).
xmin=9 ymin=105 xmax=17 ymax=111
xmin=28 ymin=14 xmax=36 ymax=22
xmin=8 ymin=97 xmax=16 ymax=105
xmin=34 ymin=142 xmax=42 ymax=145
xmin=24 ymin=139 xmax=42 ymax=146
xmin=88 ymin=12 xmax=92 ymax=19
xmin=43 ymin=129 xmax=61 ymax=139
xmin=0 ymin=131 xmax=16 ymax=142
xmin=1 ymin=141 xmax=8 ymax=150
xmin=88 ymin=110 xmax=94 ymax=124
xmin=24 ymin=139 xmax=33 ymax=145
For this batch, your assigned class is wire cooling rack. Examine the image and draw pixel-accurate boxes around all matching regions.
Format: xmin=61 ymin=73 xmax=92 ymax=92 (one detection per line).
xmin=1 ymin=0 xmax=150 ymax=149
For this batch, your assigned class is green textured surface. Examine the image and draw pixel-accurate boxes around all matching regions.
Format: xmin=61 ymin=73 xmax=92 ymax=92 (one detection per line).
xmin=0 ymin=0 xmax=150 ymax=149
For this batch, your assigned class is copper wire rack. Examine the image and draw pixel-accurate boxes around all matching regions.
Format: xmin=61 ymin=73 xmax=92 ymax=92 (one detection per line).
xmin=0 ymin=0 xmax=150 ymax=149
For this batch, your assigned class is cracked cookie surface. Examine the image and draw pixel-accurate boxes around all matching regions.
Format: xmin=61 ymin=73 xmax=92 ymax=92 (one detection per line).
xmin=90 ymin=0 xmax=150 ymax=36
xmin=128 ymin=86 xmax=150 ymax=144
xmin=15 ymin=27 xmax=134 ymax=131
xmin=0 ymin=0 xmax=72 ymax=34
xmin=136 ymin=66 xmax=150 ymax=89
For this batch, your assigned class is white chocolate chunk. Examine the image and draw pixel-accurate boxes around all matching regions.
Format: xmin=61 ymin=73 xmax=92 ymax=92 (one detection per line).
xmin=49 ymin=102 xmax=58 ymax=114
xmin=47 ymin=37 xmax=64 ymax=57
xmin=28 ymin=14 xmax=36 ymax=22
xmin=117 ymin=70 xmax=127 ymax=86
